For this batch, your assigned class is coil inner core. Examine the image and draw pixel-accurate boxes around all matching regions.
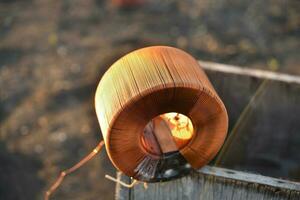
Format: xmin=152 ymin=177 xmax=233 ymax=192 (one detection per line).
xmin=141 ymin=112 xmax=194 ymax=156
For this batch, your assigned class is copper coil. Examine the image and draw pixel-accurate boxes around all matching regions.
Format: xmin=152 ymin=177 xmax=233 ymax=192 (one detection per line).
xmin=95 ymin=46 xmax=228 ymax=181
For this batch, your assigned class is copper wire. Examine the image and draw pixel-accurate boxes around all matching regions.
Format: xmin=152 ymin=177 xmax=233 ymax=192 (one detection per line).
xmin=44 ymin=141 xmax=105 ymax=200
xmin=95 ymin=46 xmax=228 ymax=180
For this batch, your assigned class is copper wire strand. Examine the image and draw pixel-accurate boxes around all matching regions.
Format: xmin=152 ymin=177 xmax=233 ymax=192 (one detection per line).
xmin=44 ymin=140 xmax=105 ymax=200
xmin=105 ymin=174 xmax=139 ymax=188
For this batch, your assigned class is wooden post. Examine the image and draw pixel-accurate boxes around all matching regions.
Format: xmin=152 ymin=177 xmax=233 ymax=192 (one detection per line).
xmin=115 ymin=166 xmax=300 ymax=200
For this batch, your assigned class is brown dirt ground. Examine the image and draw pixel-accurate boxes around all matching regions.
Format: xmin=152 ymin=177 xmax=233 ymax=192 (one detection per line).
xmin=0 ymin=0 xmax=299 ymax=199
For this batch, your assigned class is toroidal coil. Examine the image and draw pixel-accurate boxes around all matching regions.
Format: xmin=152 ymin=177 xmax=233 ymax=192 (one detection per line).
xmin=95 ymin=46 xmax=228 ymax=182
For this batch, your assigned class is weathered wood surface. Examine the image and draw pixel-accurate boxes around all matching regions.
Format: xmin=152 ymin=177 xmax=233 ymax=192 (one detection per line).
xmin=115 ymin=172 xmax=131 ymax=200
xmin=115 ymin=166 xmax=300 ymax=200
xmin=199 ymin=61 xmax=300 ymax=84
xmin=201 ymin=61 xmax=300 ymax=180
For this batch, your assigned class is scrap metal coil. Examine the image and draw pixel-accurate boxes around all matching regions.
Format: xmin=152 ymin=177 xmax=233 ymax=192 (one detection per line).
xmin=95 ymin=46 xmax=228 ymax=182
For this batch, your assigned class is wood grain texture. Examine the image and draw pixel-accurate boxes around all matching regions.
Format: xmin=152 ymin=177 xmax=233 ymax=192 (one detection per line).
xmin=202 ymin=62 xmax=300 ymax=180
xmin=115 ymin=172 xmax=131 ymax=200
xmin=116 ymin=166 xmax=300 ymax=200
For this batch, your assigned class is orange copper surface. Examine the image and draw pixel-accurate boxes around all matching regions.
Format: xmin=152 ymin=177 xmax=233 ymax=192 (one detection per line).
xmin=95 ymin=46 xmax=228 ymax=178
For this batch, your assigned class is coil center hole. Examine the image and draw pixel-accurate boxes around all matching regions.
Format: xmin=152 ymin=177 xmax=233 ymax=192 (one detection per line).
xmin=141 ymin=112 xmax=194 ymax=156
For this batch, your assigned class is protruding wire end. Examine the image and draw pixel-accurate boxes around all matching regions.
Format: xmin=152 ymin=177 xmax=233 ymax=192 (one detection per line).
xmin=105 ymin=174 xmax=139 ymax=188
xmin=44 ymin=140 xmax=105 ymax=200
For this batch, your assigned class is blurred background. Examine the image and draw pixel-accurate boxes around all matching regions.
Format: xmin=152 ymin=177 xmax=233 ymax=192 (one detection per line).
xmin=0 ymin=0 xmax=299 ymax=199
